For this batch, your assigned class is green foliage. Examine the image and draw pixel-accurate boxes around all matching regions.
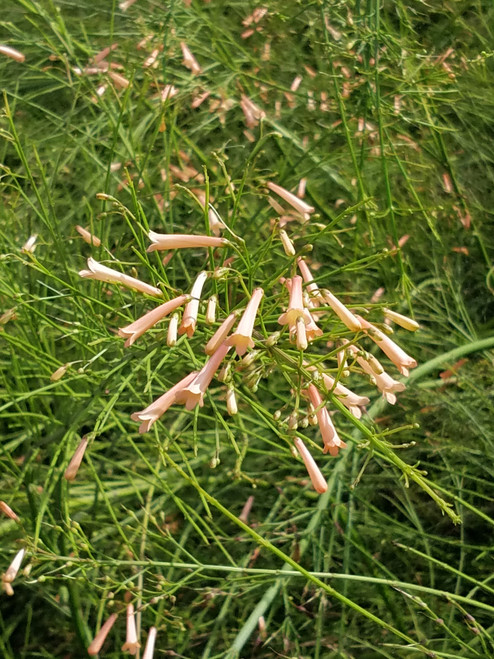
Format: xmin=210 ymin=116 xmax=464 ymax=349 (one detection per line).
xmin=1 ymin=1 xmax=494 ymax=657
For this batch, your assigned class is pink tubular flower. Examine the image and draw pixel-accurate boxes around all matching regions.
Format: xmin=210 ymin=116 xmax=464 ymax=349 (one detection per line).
xmin=79 ymin=257 xmax=161 ymax=296
xmin=88 ymin=613 xmax=118 ymax=656
xmin=383 ymin=308 xmax=420 ymax=332
xmin=205 ymin=312 xmax=238 ymax=355
xmin=142 ymin=627 xmax=157 ymax=659
xmin=64 ymin=436 xmax=89 ymax=481
xmin=225 ymin=288 xmax=264 ymax=355
xmin=0 ymin=501 xmax=19 ymax=522
xmin=356 ymin=315 xmax=417 ymax=376
xmin=131 ymin=371 xmax=198 ymax=433
xmin=293 ymin=437 xmax=328 ymax=494
xmin=119 ymin=294 xmax=188 ymax=347
xmin=75 ymin=225 xmax=101 ymax=247
xmin=180 ymin=41 xmax=202 ymax=74
xmin=278 ymin=276 xmax=311 ymax=349
xmin=147 ymin=231 xmax=228 ymax=252
xmin=322 ymin=288 xmax=362 ymax=332
xmin=320 ymin=372 xmax=369 ymax=419
xmin=176 ymin=344 xmax=231 ymax=410
xmin=347 ymin=343 xmax=405 ymax=404
xmin=122 ymin=603 xmax=140 ymax=655
xmin=267 ymin=181 xmax=315 ymax=219
xmin=179 ymin=271 xmax=208 ymax=338
xmin=0 ymin=45 xmax=25 ymax=63
xmin=297 ymin=257 xmax=325 ymax=304
xmin=240 ymin=94 xmax=266 ymax=129
xmin=306 ymin=384 xmax=346 ymax=456
xmin=2 ymin=548 xmax=25 ymax=595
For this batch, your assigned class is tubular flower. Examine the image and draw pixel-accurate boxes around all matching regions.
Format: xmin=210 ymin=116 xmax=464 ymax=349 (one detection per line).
xmin=347 ymin=343 xmax=405 ymax=404
xmin=306 ymin=384 xmax=346 ymax=456
xmin=278 ymin=276 xmax=311 ymax=349
xmin=176 ymin=343 xmax=231 ymax=410
xmin=240 ymin=94 xmax=266 ymax=129
xmin=205 ymin=312 xmax=238 ymax=355
xmin=131 ymin=371 xmax=198 ymax=433
xmin=64 ymin=436 xmax=89 ymax=481
xmin=75 ymin=225 xmax=101 ymax=246
xmin=119 ymin=294 xmax=188 ymax=347
xmin=320 ymin=372 xmax=370 ymax=419
xmin=122 ymin=603 xmax=140 ymax=655
xmin=322 ymin=288 xmax=362 ymax=332
xmin=0 ymin=45 xmax=25 ymax=63
xmin=147 ymin=231 xmax=228 ymax=252
xmin=179 ymin=271 xmax=208 ymax=338
xmin=225 ymin=288 xmax=264 ymax=356
xmin=142 ymin=627 xmax=157 ymax=659
xmin=2 ymin=548 xmax=25 ymax=595
xmin=79 ymin=257 xmax=161 ymax=296
xmin=293 ymin=437 xmax=328 ymax=494
xmin=88 ymin=613 xmax=118 ymax=656
xmin=180 ymin=41 xmax=201 ymax=74
xmin=0 ymin=501 xmax=19 ymax=522
xmin=356 ymin=315 xmax=417 ymax=376
xmin=297 ymin=257 xmax=325 ymax=305
xmin=267 ymin=181 xmax=315 ymax=220
xmin=383 ymin=308 xmax=420 ymax=332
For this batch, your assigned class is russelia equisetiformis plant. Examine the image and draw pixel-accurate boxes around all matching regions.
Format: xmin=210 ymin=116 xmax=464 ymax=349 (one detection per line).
xmin=75 ymin=174 xmax=424 ymax=500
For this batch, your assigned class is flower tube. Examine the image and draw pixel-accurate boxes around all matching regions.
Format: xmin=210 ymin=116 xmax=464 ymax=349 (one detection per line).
xmin=226 ymin=288 xmax=264 ymax=356
xmin=79 ymin=257 xmax=161 ymax=296
xmin=131 ymin=371 xmax=198 ymax=433
xmin=88 ymin=613 xmax=118 ymax=656
xmin=294 ymin=437 xmax=328 ymax=494
xmin=64 ymin=436 xmax=89 ymax=481
xmin=122 ymin=603 xmax=140 ymax=655
xmin=306 ymin=384 xmax=346 ymax=456
xmin=205 ymin=312 xmax=238 ymax=355
xmin=179 ymin=271 xmax=208 ymax=338
xmin=356 ymin=315 xmax=417 ymax=376
xmin=119 ymin=294 xmax=188 ymax=347
xmin=142 ymin=627 xmax=157 ymax=659
xmin=347 ymin=343 xmax=406 ymax=404
xmin=267 ymin=181 xmax=315 ymax=219
xmin=180 ymin=42 xmax=201 ymax=75
xmin=177 ymin=343 xmax=231 ymax=410
xmin=147 ymin=231 xmax=228 ymax=252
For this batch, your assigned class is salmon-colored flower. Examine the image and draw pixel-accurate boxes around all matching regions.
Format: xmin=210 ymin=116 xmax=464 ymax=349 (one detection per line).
xmin=383 ymin=308 xmax=420 ymax=332
xmin=131 ymin=371 xmax=198 ymax=433
xmin=240 ymin=94 xmax=266 ymax=129
xmin=356 ymin=315 xmax=417 ymax=376
xmin=306 ymin=384 xmax=346 ymax=456
xmin=79 ymin=257 xmax=161 ymax=296
xmin=64 ymin=436 xmax=89 ymax=481
xmin=88 ymin=613 xmax=118 ymax=656
xmin=293 ymin=437 xmax=328 ymax=494
xmin=320 ymin=372 xmax=369 ymax=419
xmin=147 ymin=231 xmax=228 ymax=252
xmin=297 ymin=257 xmax=325 ymax=304
xmin=179 ymin=271 xmax=208 ymax=338
xmin=0 ymin=501 xmax=19 ymax=522
xmin=142 ymin=627 xmax=157 ymax=659
xmin=0 ymin=45 xmax=25 ymax=63
xmin=2 ymin=548 xmax=25 ymax=596
xmin=347 ymin=343 xmax=405 ymax=404
xmin=176 ymin=344 xmax=231 ymax=410
xmin=205 ymin=312 xmax=238 ymax=355
xmin=167 ymin=313 xmax=179 ymax=346
xmin=122 ymin=603 xmax=140 ymax=655
xmin=322 ymin=288 xmax=362 ymax=332
xmin=180 ymin=42 xmax=201 ymax=75
xmin=278 ymin=276 xmax=311 ymax=349
xmin=267 ymin=181 xmax=314 ymax=220
xmin=226 ymin=288 xmax=264 ymax=355
xmin=119 ymin=294 xmax=188 ymax=347
xmin=75 ymin=225 xmax=101 ymax=247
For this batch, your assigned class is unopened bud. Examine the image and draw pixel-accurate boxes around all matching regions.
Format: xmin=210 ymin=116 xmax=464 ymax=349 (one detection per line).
xmin=288 ymin=411 xmax=298 ymax=430
xmin=167 ymin=313 xmax=178 ymax=346
xmin=265 ymin=331 xmax=281 ymax=347
xmin=205 ymin=295 xmax=217 ymax=325
xmin=226 ymin=387 xmax=238 ymax=415
xmin=279 ymin=229 xmax=296 ymax=256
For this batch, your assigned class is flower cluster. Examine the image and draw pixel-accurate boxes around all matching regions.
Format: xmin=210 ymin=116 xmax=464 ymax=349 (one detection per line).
xmin=76 ymin=178 xmax=419 ymax=496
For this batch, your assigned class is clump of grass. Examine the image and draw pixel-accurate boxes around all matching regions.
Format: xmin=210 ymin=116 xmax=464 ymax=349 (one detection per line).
xmin=1 ymin=1 xmax=494 ymax=657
